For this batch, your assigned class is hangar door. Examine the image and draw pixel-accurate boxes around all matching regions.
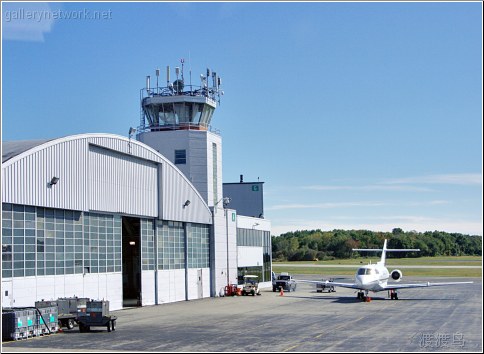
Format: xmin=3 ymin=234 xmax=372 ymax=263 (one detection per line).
xmin=122 ymin=216 xmax=141 ymax=307
xmin=88 ymin=145 xmax=158 ymax=217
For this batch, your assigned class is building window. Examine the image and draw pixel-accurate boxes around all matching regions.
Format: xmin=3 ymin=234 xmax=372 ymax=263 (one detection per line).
xmin=175 ymin=149 xmax=186 ymax=164
xmin=187 ymin=223 xmax=210 ymax=268
xmin=141 ymin=219 xmax=155 ymax=270
xmin=157 ymin=220 xmax=185 ymax=270
xmin=2 ymin=203 xmax=122 ymax=279
xmin=84 ymin=212 xmax=122 ymax=274
xmin=236 ymin=228 xmax=263 ymax=247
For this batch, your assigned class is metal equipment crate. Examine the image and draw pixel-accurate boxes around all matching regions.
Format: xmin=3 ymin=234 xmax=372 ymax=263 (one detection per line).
xmin=55 ymin=297 xmax=90 ymax=329
xmin=2 ymin=308 xmax=39 ymax=340
xmin=34 ymin=301 xmax=59 ymax=335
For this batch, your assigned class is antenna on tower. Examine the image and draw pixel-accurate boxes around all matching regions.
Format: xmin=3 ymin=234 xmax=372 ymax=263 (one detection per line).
xmin=146 ymin=75 xmax=151 ymax=94
xmin=155 ymin=68 xmax=160 ymax=94
xmin=188 ymin=52 xmax=192 ymax=93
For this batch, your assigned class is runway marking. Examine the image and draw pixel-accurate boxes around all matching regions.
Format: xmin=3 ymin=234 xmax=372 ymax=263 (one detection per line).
xmin=282 ymin=344 xmax=300 ymax=352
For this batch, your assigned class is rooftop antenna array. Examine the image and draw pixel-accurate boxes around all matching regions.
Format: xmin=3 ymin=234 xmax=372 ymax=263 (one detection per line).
xmin=143 ymin=58 xmax=223 ymax=102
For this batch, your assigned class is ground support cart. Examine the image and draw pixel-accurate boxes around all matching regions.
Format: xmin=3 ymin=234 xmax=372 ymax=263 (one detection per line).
xmin=77 ymin=300 xmax=116 ymax=332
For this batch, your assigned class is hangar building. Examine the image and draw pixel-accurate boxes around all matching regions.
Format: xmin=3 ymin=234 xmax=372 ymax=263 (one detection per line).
xmin=1 ymin=64 xmax=272 ymax=310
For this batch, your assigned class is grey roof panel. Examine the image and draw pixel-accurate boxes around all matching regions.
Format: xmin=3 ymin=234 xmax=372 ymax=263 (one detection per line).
xmin=2 ymin=139 xmax=53 ymax=163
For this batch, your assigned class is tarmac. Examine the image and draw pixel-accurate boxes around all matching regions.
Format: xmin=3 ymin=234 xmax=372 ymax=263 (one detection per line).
xmin=1 ymin=275 xmax=482 ymax=352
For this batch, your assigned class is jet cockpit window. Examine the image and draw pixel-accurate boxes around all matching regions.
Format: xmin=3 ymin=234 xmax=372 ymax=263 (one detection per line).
xmin=357 ymin=268 xmax=376 ymax=275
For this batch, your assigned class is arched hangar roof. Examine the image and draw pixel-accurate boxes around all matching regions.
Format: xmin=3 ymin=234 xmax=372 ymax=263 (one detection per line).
xmin=1 ymin=133 xmax=212 ymax=224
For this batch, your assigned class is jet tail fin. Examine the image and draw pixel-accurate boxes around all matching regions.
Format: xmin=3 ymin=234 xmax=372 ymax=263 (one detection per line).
xmin=352 ymin=239 xmax=420 ymax=266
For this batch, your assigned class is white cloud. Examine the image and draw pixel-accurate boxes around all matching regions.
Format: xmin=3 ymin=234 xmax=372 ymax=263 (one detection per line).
xmin=267 ymin=199 xmax=450 ymax=211
xmin=301 ymin=184 xmax=434 ymax=192
xmin=382 ymin=173 xmax=482 ymax=186
xmin=266 ymin=201 xmax=388 ymax=211
xmin=300 ymin=173 xmax=482 ymax=192
xmin=2 ymin=3 xmax=55 ymax=42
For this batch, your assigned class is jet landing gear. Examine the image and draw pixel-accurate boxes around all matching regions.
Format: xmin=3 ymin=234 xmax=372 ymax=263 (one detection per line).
xmin=388 ymin=289 xmax=399 ymax=300
xmin=357 ymin=291 xmax=371 ymax=302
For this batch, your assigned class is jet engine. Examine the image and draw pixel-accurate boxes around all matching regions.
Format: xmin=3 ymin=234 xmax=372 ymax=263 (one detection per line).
xmin=390 ymin=269 xmax=403 ymax=282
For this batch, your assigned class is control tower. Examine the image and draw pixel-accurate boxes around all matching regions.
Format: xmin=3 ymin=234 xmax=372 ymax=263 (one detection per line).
xmin=136 ymin=60 xmax=236 ymax=296
xmin=136 ymin=60 xmax=224 ymax=208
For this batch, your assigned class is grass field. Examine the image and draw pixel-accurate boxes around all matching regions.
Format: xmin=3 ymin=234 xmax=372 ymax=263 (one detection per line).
xmin=273 ymin=256 xmax=482 ymax=277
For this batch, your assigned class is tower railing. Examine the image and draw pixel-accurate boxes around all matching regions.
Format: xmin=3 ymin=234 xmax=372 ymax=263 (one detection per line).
xmin=136 ymin=122 xmax=220 ymax=135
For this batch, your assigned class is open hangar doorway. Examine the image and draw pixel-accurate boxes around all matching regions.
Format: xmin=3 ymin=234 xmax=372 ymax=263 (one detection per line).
xmin=122 ymin=216 xmax=141 ymax=307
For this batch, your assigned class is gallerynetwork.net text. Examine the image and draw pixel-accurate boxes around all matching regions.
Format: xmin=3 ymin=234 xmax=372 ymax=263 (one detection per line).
xmin=4 ymin=8 xmax=113 ymax=22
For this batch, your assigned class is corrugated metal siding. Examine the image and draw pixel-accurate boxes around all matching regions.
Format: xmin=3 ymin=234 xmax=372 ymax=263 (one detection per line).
xmin=1 ymin=139 xmax=89 ymax=210
xmin=162 ymin=166 xmax=212 ymax=224
xmin=2 ymin=134 xmax=212 ymax=224
xmin=88 ymin=145 xmax=158 ymax=216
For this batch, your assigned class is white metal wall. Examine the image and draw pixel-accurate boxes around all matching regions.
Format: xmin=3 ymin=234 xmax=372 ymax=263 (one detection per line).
xmin=236 ymin=215 xmax=272 ymax=284
xmin=211 ymin=207 xmax=238 ymax=296
xmin=2 ymin=273 xmax=123 ymax=310
xmin=137 ymin=130 xmax=223 ymax=209
xmin=157 ymin=269 xmax=186 ymax=303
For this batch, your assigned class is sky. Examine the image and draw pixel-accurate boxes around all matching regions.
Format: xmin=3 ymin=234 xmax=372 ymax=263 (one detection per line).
xmin=1 ymin=1 xmax=482 ymax=236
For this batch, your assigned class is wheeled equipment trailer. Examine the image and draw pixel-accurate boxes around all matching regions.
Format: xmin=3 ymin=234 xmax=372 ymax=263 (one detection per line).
xmin=56 ymin=297 xmax=89 ymax=330
xmin=58 ymin=314 xmax=77 ymax=330
xmin=77 ymin=315 xmax=117 ymax=332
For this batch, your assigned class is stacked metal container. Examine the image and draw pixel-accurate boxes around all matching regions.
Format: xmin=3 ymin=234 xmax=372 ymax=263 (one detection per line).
xmin=34 ymin=301 xmax=59 ymax=335
xmin=2 ymin=307 xmax=42 ymax=340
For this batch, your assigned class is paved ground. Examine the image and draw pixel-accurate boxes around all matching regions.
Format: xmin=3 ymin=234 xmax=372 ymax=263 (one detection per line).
xmin=2 ymin=275 xmax=481 ymax=352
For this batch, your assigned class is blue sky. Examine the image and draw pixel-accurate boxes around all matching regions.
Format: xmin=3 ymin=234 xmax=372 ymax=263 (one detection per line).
xmin=2 ymin=2 xmax=482 ymax=236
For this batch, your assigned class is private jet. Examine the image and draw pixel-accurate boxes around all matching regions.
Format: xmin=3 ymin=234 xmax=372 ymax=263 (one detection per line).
xmin=295 ymin=239 xmax=474 ymax=301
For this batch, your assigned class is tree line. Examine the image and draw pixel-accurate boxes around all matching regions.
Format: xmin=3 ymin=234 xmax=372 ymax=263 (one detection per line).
xmin=272 ymin=228 xmax=482 ymax=261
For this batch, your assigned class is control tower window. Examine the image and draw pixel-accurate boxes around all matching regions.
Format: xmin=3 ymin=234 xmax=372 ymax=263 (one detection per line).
xmin=175 ymin=150 xmax=186 ymax=165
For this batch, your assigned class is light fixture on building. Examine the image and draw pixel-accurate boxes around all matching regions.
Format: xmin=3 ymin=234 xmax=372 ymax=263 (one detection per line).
xmin=129 ymin=241 xmax=136 ymax=246
xmin=215 ymin=197 xmax=231 ymax=208
xmin=49 ymin=176 xmax=60 ymax=186
xmin=183 ymin=200 xmax=191 ymax=207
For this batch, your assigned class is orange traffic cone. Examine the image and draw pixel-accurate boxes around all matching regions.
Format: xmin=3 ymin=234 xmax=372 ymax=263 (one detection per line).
xmin=279 ymin=287 xmax=284 ymax=296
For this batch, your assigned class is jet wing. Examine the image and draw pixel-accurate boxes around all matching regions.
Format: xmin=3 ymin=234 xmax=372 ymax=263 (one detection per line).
xmin=295 ymin=279 xmax=362 ymax=290
xmin=383 ymin=281 xmax=473 ymax=290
